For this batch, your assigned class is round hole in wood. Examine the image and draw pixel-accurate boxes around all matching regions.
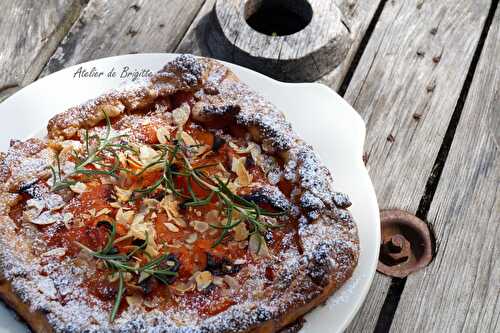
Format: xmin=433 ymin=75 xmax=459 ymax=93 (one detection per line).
xmin=244 ymin=0 xmax=313 ymax=36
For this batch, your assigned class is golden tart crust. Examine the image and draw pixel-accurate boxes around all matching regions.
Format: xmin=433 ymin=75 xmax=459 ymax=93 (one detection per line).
xmin=0 ymin=55 xmax=358 ymax=332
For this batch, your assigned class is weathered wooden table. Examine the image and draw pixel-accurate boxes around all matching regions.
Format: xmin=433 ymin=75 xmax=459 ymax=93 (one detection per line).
xmin=1 ymin=1 xmax=498 ymax=332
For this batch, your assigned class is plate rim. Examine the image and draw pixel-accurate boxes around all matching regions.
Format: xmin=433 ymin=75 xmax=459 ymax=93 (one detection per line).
xmin=0 ymin=53 xmax=380 ymax=333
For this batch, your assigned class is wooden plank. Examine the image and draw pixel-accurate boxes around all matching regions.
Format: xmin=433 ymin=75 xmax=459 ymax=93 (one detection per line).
xmin=318 ymin=0 xmax=384 ymax=90
xmin=0 ymin=0 xmax=84 ymax=100
xmin=176 ymin=0 xmax=383 ymax=89
xmin=390 ymin=5 xmax=500 ymax=332
xmin=340 ymin=0 xmax=492 ymax=331
xmin=42 ymin=0 xmax=205 ymax=75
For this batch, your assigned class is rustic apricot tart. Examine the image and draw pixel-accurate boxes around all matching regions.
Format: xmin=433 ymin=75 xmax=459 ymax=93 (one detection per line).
xmin=0 ymin=55 xmax=358 ymax=332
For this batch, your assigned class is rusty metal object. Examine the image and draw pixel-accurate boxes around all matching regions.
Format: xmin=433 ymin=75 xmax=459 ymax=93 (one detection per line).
xmin=377 ymin=209 xmax=433 ymax=278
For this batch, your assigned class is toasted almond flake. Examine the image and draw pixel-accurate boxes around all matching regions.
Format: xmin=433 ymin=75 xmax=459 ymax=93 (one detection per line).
xmin=139 ymin=145 xmax=159 ymax=165
xmin=143 ymin=297 xmax=160 ymax=309
xmin=26 ymin=198 xmax=45 ymax=211
xmin=191 ymin=220 xmax=209 ymax=233
xmin=42 ymin=247 xmax=66 ymax=257
xmin=231 ymin=156 xmax=252 ymax=186
xmin=29 ymin=211 xmax=60 ymax=225
xmin=160 ymin=195 xmax=180 ymax=219
xmin=143 ymin=198 xmax=159 ymax=209
xmin=116 ymin=208 xmax=134 ymax=225
xmin=70 ymin=182 xmax=87 ymax=194
xmin=205 ymin=210 xmax=219 ymax=223
xmin=233 ymin=259 xmax=247 ymax=265
xmin=226 ymin=181 xmax=239 ymax=192
xmin=172 ymin=103 xmax=191 ymax=127
xmin=233 ymin=222 xmax=249 ymax=241
xmin=110 ymin=202 xmax=121 ymax=208
xmin=249 ymin=234 xmax=271 ymax=257
xmin=23 ymin=207 xmax=42 ymax=223
xmin=213 ymin=276 xmax=224 ymax=286
xmin=108 ymin=273 xmax=119 ymax=283
xmin=249 ymin=142 xmax=262 ymax=163
xmin=223 ymin=275 xmax=240 ymax=289
xmin=195 ymin=271 xmax=213 ymax=291
xmin=156 ymin=126 xmax=171 ymax=144
xmin=173 ymin=281 xmax=195 ymax=294
xmin=45 ymin=194 xmax=65 ymax=210
xmin=185 ymin=233 xmax=198 ymax=244
xmin=126 ymin=295 xmax=142 ymax=306
xmin=115 ymin=186 xmax=132 ymax=202
xmin=96 ymin=208 xmax=111 ymax=217
xmin=172 ymin=217 xmax=187 ymax=228
xmin=165 ymin=222 xmax=179 ymax=232
xmin=180 ymin=131 xmax=197 ymax=147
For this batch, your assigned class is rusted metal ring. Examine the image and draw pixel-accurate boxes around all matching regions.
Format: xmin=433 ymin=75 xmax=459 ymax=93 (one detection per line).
xmin=377 ymin=209 xmax=434 ymax=278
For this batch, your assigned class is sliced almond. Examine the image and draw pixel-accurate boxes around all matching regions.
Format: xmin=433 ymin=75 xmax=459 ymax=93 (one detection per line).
xmin=233 ymin=259 xmax=247 ymax=265
xmin=156 ymin=126 xmax=171 ymax=144
xmin=233 ymin=222 xmax=249 ymax=242
xmin=213 ymin=276 xmax=224 ymax=286
xmin=109 ymin=202 xmax=121 ymax=208
xmin=191 ymin=220 xmax=209 ymax=233
xmin=96 ymin=208 xmax=111 ymax=217
xmin=172 ymin=103 xmax=191 ymax=127
xmin=126 ymin=295 xmax=142 ymax=306
xmin=172 ymin=217 xmax=187 ymax=228
xmin=139 ymin=145 xmax=159 ymax=165
xmin=41 ymin=247 xmax=66 ymax=257
xmin=116 ymin=208 xmax=134 ymax=225
xmin=180 ymin=131 xmax=198 ymax=147
xmin=115 ymin=186 xmax=132 ymax=202
xmin=160 ymin=195 xmax=180 ymax=219
xmin=223 ymin=275 xmax=240 ymax=289
xmin=231 ymin=156 xmax=252 ymax=186
xmin=70 ymin=182 xmax=87 ymax=194
xmin=249 ymin=234 xmax=271 ymax=258
xmin=29 ymin=211 xmax=61 ymax=225
xmin=205 ymin=210 xmax=219 ymax=224
xmin=185 ymin=233 xmax=198 ymax=244
xmin=195 ymin=271 xmax=213 ymax=291
xmin=165 ymin=222 xmax=179 ymax=233
xmin=173 ymin=280 xmax=196 ymax=294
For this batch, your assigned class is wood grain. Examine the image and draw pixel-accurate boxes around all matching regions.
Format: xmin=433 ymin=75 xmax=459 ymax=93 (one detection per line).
xmin=0 ymin=0 xmax=84 ymax=100
xmin=42 ymin=0 xmax=205 ymax=75
xmin=319 ymin=0 xmax=384 ymax=90
xmin=341 ymin=0 xmax=492 ymax=331
xmin=177 ymin=0 xmax=384 ymax=88
xmin=390 ymin=5 xmax=500 ymax=332
xmin=212 ymin=0 xmax=351 ymax=81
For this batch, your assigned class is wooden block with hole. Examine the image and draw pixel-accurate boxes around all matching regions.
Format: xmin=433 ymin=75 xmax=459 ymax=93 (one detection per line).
xmin=212 ymin=0 xmax=352 ymax=82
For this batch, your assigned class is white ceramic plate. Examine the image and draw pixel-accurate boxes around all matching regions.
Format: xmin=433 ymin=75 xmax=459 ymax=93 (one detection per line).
xmin=0 ymin=54 xmax=380 ymax=333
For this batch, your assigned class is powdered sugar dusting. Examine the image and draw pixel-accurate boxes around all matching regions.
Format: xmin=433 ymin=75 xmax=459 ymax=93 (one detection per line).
xmin=0 ymin=56 xmax=359 ymax=332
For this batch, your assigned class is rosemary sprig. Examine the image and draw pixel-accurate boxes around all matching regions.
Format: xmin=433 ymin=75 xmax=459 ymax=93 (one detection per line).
xmin=77 ymin=223 xmax=177 ymax=322
xmin=126 ymin=138 xmax=287 ymax=247
xmin=50 ymin=111 xmax=133 ymax=191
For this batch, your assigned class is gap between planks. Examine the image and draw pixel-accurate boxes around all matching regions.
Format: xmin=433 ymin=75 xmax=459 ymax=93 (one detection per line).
xmin=374 ymin=0 xmax=500 ymax=331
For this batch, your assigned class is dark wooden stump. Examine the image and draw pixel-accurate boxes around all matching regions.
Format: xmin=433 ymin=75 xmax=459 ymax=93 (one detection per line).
xmin=211 ymin=0 xmax=352 ymax=82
